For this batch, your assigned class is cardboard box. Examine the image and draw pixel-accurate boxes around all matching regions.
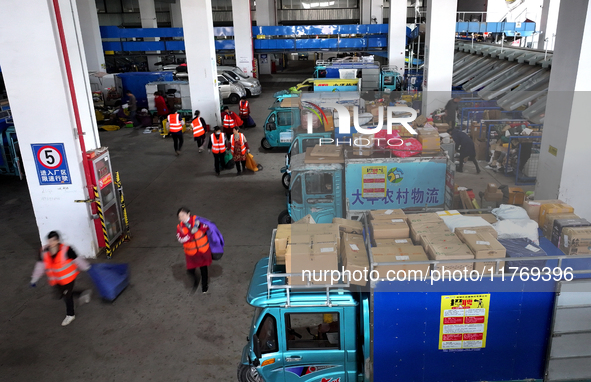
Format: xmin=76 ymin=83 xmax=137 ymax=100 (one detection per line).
xmin=507 ymin=187 xmax=525 ymax=205
xmin=370 ymin=209 xmax=407 ymax=221
xmin=418 ymin=130 xmax=440 ymax=153
xmin=310 ymin=144 xmax=343 ymax=157
xmin=560 ymin=227 xmax=591 ymax=255
xmin=371 ymin=220 xmax=410 ymax=240
xmin=486 ymin=183 xmax=498 ymax=193
xmin=474 ymin=139 xmax=488 ymax=161
xmin=294 ymin=214 xmax=316 ymax=224
xmin=539 ymin=203 xmax=574 ymax=228
xmin=436 ymin=210 xmax=461 ymax=218
xmin=551 ymin=218 xmax=591 ymax=247
xmin=410 ymin=221 xmax=450 ymax=245
xmin=287 ymin=234 xmax=339 ymax=286
xmin=543 ymin=213 xmax=580 ymax=239
xmin=463 ymin=233 xmax=506 ymax=274
xmin=427 ymin=243 xmax=474 ymax=272
xmin=484 ymin=190 xmax=504 ymax=202
xmin=351 ymin=133 xmax=374 ymax=157
xmin=372 ymin=246 xmax=430 ymax=279
xmin=523 ymin=199 xmax=563 ymax=221
xmin=478 ymin=214 xmax=498 ymax=225
xmin=434 ymin=123 xmax=450 ymax=133
xmin=373 ymin=238 xmax=413 ymax=247
xmin=455 ymin=226 xmax=499 ymax=242
xmin=421 ymin=232 xmax=463 ymax=250
xmin=341 ymin=233 xmax=369 ymax=286
xmin=332 ymin=218 xmax=363 ymax=235
xmin=285 ymin=243 xmax=311 ymax=285
xmin=407 ymin=213 xmax=443 ymax=225
xmin=304 ymin=147 xmax=344 ymax=164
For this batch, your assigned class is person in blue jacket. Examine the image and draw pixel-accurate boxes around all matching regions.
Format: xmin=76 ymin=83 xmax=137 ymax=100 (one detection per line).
xmin=448 ymin=128 xmax=481 ymax=174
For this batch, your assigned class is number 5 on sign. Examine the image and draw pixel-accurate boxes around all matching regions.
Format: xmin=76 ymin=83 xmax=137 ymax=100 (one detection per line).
xmin=31 ymin=143 xmax=72 ymax=186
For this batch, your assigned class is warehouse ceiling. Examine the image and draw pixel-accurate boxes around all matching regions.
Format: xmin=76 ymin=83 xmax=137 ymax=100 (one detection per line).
xmin=453 ymin=41 xmax=553 ymax=124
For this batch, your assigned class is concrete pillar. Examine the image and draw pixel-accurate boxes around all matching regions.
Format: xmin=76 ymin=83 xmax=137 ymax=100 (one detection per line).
xmin=232 ymin=0 xmax=254 ymax=76
xmin=421 ymin=0 xmax=457 ymax=116
xmin=180 ymin=0 xmax=221 ymax=126
xmin=170 ymin=0 xmax=183 ymax=28
xmin=0 ymin=0 xmax=102 ymax=257
xmin=76 ymin=0 xmax=106 ymax=73
xmin=361 ymin=0 xmax=371 ymax=24
xmin=536 ymin=0 xmax=561 ymax=50
xmin=257 ymin=0 xmax=276 ymax=26
xmin=535 ymin=0 xmax=591 ymax=220
xmin=139 ymin=0 xmax=160 ymax=70
xmin=371 ymin=0 xmax=383 ymax=24
xmin=387 ymin=0 xmax=407 ymax=72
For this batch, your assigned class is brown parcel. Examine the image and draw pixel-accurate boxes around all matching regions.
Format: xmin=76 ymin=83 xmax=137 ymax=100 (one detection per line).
xmin=410 ymin=221 xmax=450 ymax=245
xmin=372 ymin=246 xmax=430 ymax=279
xmin=560 ymin=227 xmax=591 ymax=255
xmin=543 ymin=213 xmax=580 ymax=240
xmin=463 ymin=233 xmax=506 ymax=274
xmin=484 ymin=190 xmax=504 ymax=202
xmin=455 ymin=226 xmax=498 ymax=242
xmin=341 ymin=233 xmax=369 ymax=286
xmin=310 ymin=144 xmax=343 ymax=157
xmin=477 ymin=214 xmax=498 ymax=225
xmin=522 ymin=199 xmax=563 ymax=221
xmin=370 ymin=209 xmax=407 ymax=221
xmin=275 ymin=224 xmax=292 ymax=263
xmin=407 ymin=213 xmax=442 ymax=225
xmin=539 ymin=203 xmax=574 ymax=228
xmin=421 ymin=232 xmax=463 ymax=250
xmin=304 ymin=147 xmax=344 ymax=164
xmin=507 ymin=187 xmax=525 ymax=205
xmin=427 ymin=243 xmax=474 ymax=272
xmin=286 ymin=235 xmax=339 ymax=286
xmin=371 ymin=220 xmax=410 ymax=240
xmin=332 ymin=218 xmax=363 ymax=235
xmin=373 ymin=238 xmax=413 ymax=247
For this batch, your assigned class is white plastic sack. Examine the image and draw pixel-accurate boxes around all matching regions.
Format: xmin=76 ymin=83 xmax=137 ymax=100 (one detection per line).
xmin=493 ymin=219 xmax=539 ymax=245
xmin=492 ymin=204 xmax=530 ymax=220
xmin=440 ymin=215 xmax=493 ymax=233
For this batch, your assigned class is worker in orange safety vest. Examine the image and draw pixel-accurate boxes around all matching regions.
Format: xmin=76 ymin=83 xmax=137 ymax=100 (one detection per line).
xmin=207 ymin=126 xmax=228 ymax=176
xmin=167 ymin=112 xmax=185 ymax=155
xmin=221 ymin=106 xmax=240 ymax=140
xmin=238 ymin=96 xmax=256 ymax=128
xmin=191 ymin=110 xmax=207 ymax=153
xmin=30 ymin=231 xmax=92 ymax=326
xmin=230 ymin=126 xmax=250 ymax=175
xmin=176 ymin=207 xmax=212 ymax=293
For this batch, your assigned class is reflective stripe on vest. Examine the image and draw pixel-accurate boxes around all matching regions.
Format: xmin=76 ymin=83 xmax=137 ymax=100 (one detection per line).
xmin=239 ymin=100 xmax=249 ymax=116
xmin=192 ymin=118 xmax=205 ymax=137
xmin=231 ymin=133 xmax=246 ymax=155
xmin=43 ymin=245 xmax=79 ymax=286
xmin=178 ymin=216 xmax=210 ymax=256
xmin=211 ymin=133 xmax=226 ymax=153
xmin=168 ymin=113 xmax=182 ymax=132
xmin=223 ymin=114 xmax=236 ymax=129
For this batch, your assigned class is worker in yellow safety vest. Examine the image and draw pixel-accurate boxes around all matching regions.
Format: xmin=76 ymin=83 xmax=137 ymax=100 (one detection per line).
xmin=208 ymin=126 xmax=227 ymax=176
xmin=30 ymin=231 xmax=92 ymax=326
xmin=191 ymin=110 xmax=207 ymax=153
xmin=167 ymin=112 xmax=185 ymax=156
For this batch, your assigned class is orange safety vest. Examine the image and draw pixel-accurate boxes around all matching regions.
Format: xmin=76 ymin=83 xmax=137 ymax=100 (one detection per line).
xmin=231 ymin=133 xmax=247 ymax=155
xmin=192 ymin=118 xmax=205 ymax=137
xmin=168 ymin=113 xmax=183 ymax=132
xmin=211 ymin=133 xmax=226 ymax=153
xmin=223 ymin=113 xmax=236 ymax=129
xmin=178 ymin=215 xmax=210 ymax=256
xmin=239 ymin=100 xmax=249 ymax=117
xmin=43 ymin=244 xmax=79 ymax=286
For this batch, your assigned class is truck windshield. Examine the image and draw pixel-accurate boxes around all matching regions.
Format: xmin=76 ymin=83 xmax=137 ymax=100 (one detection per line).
xmin=305 ymin=173 xmax=333 ymax=195
xmin=277 ymin=112 xmax=292 ymax=126
xmin=285 ymin=312 xmax=340 ymax=350
xmin=291 ymin=176 xmax=303 ymax=204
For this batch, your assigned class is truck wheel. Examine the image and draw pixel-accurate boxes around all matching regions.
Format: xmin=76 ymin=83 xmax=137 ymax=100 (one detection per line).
xmin=237 ymin=364 xmax=262 ymax=382
xmin=282 ymin=173 xmax=291 ymax=189
xmin=261 ymin=138 xmax=273 ymax=150
xmin=278 ymin=210 xmax=291 ymax=224
xmin=229 ymin=93 xmax=240 ymax=104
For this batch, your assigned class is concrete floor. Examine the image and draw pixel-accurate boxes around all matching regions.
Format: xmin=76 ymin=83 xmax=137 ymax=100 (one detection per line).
xmin=0 ymin=60 xmax=531 ymax=381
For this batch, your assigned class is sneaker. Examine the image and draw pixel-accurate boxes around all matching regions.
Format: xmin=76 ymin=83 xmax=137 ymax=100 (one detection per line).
xmin=79 ymin=290 xmax=92 ymax=304
xmin=61 ymin=315 xmax=75 ymax=326
xmin=199 ymin=148 xmax=203 ymax=153
xmin=202 ymin=286 xmax=209 ymax=294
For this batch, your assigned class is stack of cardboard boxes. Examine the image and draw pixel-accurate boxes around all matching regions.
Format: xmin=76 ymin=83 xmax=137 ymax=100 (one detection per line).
xmin=304 ymin=145 xmax=345 ymax=164
xmin=417 ymin=127 xmax=441 ymax=155
xmin=483 ymin=183 xmax=503 ymax=208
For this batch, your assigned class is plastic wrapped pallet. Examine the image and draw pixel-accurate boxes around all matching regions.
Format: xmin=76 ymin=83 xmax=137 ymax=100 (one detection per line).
xmin=499 ymin=238 xmax=547 ymax=271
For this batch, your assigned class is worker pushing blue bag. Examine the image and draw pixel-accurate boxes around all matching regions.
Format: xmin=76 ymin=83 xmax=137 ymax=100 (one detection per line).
xmin=87 ymin=263 xmax=130 ymax=302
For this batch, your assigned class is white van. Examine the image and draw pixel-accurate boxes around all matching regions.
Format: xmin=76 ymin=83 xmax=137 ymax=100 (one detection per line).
xmin=217 ymin=66 xmax=262 ymax=97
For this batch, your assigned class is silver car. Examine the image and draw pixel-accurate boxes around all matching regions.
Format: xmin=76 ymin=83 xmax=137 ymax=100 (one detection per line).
xmin=217 ymin=66 xmax=262 ymax=97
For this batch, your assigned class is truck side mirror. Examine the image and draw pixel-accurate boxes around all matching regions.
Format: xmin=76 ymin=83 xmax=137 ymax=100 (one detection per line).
xmin=266 ymin=122 xmax=276 ymax=131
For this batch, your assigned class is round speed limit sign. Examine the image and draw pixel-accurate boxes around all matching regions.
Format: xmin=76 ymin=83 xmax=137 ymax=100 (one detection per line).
xmin=36 ymin=145 xmax=63 ymax=169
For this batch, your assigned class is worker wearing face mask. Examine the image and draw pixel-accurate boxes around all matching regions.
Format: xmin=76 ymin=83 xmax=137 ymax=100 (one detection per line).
xmin=207 ymin=126 xmax=227 ymax=176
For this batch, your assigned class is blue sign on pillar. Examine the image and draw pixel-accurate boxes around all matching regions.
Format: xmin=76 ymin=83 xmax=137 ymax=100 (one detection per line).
xmin=31 ymin=143 xmax=72 ymax=185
